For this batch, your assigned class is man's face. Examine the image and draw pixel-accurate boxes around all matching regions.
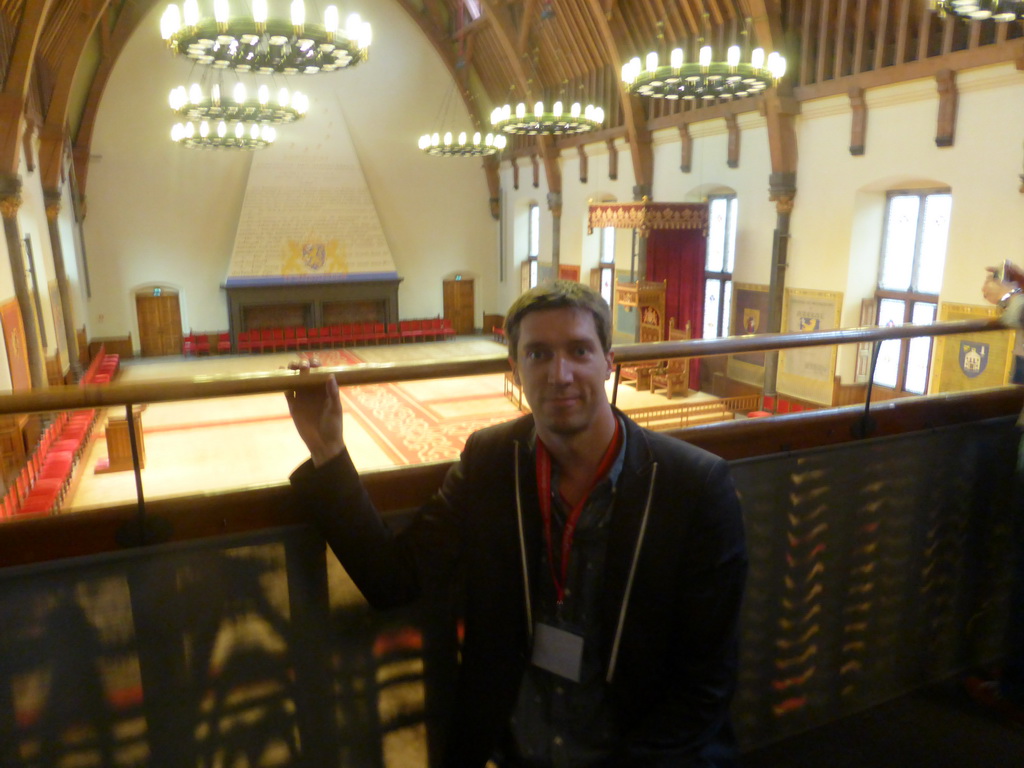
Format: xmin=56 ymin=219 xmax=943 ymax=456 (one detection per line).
xmin=511 ymin=307 xmax=614 ymax=438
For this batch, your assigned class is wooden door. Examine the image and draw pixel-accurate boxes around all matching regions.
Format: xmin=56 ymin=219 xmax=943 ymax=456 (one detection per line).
xmin=136 ymin=291 xmax=182 ymax=357
xmin=443 ymin=279 xmax=475 ymax=335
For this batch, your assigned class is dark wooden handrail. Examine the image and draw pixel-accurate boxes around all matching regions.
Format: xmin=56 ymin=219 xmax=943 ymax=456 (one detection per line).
xmin=0 ymin=318 xmax=1005 ymax=415
xmin=1 ymin=385 xmax=1020 ymax=570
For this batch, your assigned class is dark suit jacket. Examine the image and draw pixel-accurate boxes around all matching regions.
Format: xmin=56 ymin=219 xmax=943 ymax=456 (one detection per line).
xmin=290 ymin=410 xmax=747 ymax=767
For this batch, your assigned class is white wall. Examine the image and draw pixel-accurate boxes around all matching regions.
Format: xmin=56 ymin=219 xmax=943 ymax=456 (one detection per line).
xmin=499 ymin=62 xmax=1024 ymax=385
xmin=84 ymin=0 xmax=498 ymax=349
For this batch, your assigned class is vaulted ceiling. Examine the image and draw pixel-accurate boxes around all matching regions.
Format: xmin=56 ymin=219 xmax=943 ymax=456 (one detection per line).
xmin=1 ymin=0 xmax=1021 ymax=198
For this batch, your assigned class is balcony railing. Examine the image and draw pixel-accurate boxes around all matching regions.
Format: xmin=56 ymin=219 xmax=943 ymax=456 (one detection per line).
xmin=0 ymin=318 xmax=1018 ymax=767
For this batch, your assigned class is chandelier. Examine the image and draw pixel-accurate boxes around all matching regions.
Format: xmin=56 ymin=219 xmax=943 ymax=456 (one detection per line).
xmin=621 ymin=45 xmax=786 ymax=101
xmin=171 ymin=120 xmax=277 ymax=149
xmin=160 ymin=1 xmax=372 ymax=75
xmin=931 ymin=1 xmax=1024 ymax=21
xmin=169 ymin=80 xmax=309 ymax=123
xmin=418 ymin=131 xmax=507 ymax=157
xmin=490 ymin=101 xmax=605 ymax=136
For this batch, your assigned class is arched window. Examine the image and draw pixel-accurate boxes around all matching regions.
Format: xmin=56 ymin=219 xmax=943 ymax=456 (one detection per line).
xmin=523 ymin=203 xmax=540 ymax=290
xmin=597 ymin=226 xmax=615 ymax=306
xmin=703 ymin=194 xmax=737 ymax=339
xmin=873 ymin=189 xmax=952 ymax=395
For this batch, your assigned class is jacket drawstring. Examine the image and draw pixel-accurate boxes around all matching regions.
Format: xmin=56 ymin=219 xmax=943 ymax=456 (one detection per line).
xmin=513 ymin=441 xmax=534 ymax=642
xmin=606 ymin=462 xmax=658 ymax=683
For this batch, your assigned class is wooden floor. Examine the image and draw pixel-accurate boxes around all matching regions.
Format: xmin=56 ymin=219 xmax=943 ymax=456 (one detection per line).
xmin=64 ymin=339 xmax=702 ymax=512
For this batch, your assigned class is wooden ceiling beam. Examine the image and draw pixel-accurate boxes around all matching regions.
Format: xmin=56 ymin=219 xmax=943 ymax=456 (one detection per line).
xmin=39 ymin=0 xmax=114 ymax=191
xmin=0 ymin=0 xmax=57 ymax=177
xmin=585 ymin=0 xmax=652 ymax=194
xmin=70 ymin=0 xmax=149 ymax=195
xmin=742 ymin=0 xmax=784 ymax=56
xmin=478 ymin=0 xmax=562 ymax=197
xmin=453 ymin=14 xmax=489 ymax=40
xmin=517 ymin=0 xmax=537 ymax=54
xmin=549 ymin=1 xmax=591 ymax=82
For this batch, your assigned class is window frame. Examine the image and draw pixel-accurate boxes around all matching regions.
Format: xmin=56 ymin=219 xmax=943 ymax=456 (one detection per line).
xmin=872 ymin=188 xmax=951 ymax=395
xmin=597 ymin=226 xmax=615 ymax=306
xmin=703 ymin=194 xmax=738 ymax=340
xmin=523 ymin=203 xmax=540 ymax=290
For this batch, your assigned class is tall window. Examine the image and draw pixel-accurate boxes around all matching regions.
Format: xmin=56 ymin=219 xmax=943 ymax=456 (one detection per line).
xmin=524 ymin=203 xmax=540 ymax=290
xmin=873 ymin=190 xmax=952 ymax=395
xmin=598 ymin=227 xmax=615 ymax=306
xmin=703 ymin=195 xmax=737 ymax=339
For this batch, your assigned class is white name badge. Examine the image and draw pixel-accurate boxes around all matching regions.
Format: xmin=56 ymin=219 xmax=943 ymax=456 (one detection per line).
xmin=531 ymin=622 xmax=584 ymax=682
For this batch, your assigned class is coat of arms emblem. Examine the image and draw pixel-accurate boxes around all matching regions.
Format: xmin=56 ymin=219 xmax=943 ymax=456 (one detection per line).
xmin=301 ymin=243 xmax=327 ymax=271
xmin=959 ymin=341 xmax=989 ymax=378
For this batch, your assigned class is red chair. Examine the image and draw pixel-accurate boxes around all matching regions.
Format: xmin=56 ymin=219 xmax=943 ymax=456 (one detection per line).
xmin=327 ymin=325 xmax=343 ymax=346
xmin=306 ymin=327 xmax=320 ymax=349
xmin=216 ymin=332 xmax=231 ymax=354
xmin=441 ymin=318 xmax=456 ymax=339
xmin=18 ymin=483 xmax=61 ymax=515
xmin=295 ymin=327 xmax=309 ymax=349
xmin=194 ymin=334 xmax=211 ymax=355
xmin=371 ymin=323 xmax=387 ymax=344
xmin=272 ymin=328 xmax=285 ymax=352
xmin=283 ymin=327 xmax=297 ymax=350
xmin=261 ymin=329 xmax=275 ymax=352
xmin=387 ymin=323 xmax=402 ymax=344
xmin=182 ymin=334 xmax=196 ymax=356
xmin=340 ymin=324 xmax=356 ymax=346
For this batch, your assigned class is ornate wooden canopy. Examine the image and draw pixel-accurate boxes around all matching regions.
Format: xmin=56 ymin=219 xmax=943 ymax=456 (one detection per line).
xmin=588 ymin=201 xmax=708 ymax=235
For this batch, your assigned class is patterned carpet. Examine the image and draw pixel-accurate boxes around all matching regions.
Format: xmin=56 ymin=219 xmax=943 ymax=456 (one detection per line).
xmin=338 ymin=375 xmax=520 ymax=466
xmin=64 ymin=342 xmax=520 ymax=509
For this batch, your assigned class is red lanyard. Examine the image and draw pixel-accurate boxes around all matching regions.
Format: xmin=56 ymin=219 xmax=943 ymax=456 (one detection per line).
xmin=535 ymin=419 xmax=621 ymax=605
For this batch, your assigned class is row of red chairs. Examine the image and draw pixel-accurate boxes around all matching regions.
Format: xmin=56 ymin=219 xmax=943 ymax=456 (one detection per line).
xmin=761 ymin=395 xmax=814 ymax=414
xmin=236 ymin=318 xmax=456 ymax=353
xmin=0 ymin=346 xmax=117 ymax=519
xmin=183 ymin=332 xmax=231 ymax=356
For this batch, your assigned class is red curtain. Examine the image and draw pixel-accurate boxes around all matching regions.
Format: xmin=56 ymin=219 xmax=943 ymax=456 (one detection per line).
xmin=646 ymin=228 xmax=706 ymax=390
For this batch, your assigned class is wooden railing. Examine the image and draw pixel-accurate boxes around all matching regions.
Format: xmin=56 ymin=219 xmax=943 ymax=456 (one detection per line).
xmin=0 ymin=319 xmax=1020 ymax=766
xmin=0 ymin=317 xmax=1015 ymax=572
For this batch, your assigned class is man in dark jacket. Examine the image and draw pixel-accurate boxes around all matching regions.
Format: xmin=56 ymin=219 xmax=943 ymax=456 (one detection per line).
xmin=288 ymin=281 xmax=747 ymax=767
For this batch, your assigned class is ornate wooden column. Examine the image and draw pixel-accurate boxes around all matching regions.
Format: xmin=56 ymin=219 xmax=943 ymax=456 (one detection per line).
xmin=762 ymin=173 xmax=796 ymax=406
xmin=547 ymin=192 xmax=561 ymax=272
xmin=632 ymin=185 xmax=652 ymax=283
xmin=44 ymin=188 xmax=81 ymax=379
xmin=0 ymin=174 xmax=45 ymax=388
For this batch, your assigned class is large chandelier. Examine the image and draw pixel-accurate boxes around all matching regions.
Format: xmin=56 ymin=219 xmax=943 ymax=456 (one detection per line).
xmin=490 ymin=101 xmax=605 ymax=136
xmin=418 ymin=131 xmax=507 ymax=157
xmin=931 ymin=1 xmax=1024 ymax=21
xmin=169 ymin=80 xmax=309 ymax=123
xmin=621 ymin=44 xmax=786 ymax=101
xmin=171 ymin=120 xmax=277 ymax=149
xmin=160 ymin=1 xmax=372 ymax=75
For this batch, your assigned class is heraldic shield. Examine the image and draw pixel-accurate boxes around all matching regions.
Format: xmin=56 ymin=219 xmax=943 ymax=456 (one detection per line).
xmin=301 ymin=243 xmax=327 ymax=271
xmin=959 ymin=340 xmax=989 ymax=378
